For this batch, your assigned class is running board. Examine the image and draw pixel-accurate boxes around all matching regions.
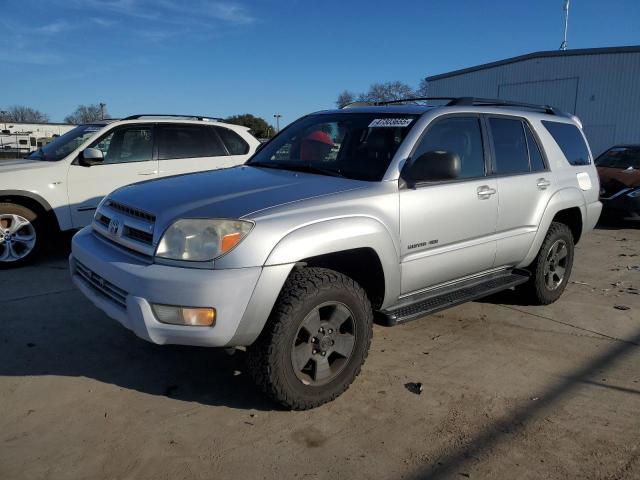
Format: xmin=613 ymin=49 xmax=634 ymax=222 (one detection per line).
xmin=380 ymin=269 xmax=530 ymax=326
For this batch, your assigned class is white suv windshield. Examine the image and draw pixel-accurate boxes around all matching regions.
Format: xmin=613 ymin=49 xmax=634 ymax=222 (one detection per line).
xmin=27 ymin=124 xmax=103 ymax=161
xmin=248 ymin=113 xmax=418 ymax=181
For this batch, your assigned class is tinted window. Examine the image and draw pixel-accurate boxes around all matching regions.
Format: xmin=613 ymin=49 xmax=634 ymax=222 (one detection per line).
xmin=91 ymin=126 xmax=153 ymax=164
xmin=159 ymin=125 xmax=225 ymax=160
xmin=215 ymin=127 xmax=249 ymax=155
xmin=595 ymin=147 xmax=640 ymax=169
xmin=542 ymin=121 xmax=590 ymax=165
xmin=525 ymin=124 xmax=545 ymax=171
xmin=414 ymin=117 xmax=485 ymax=179
xmin=489 ymin=118 xmax=529 ymax=175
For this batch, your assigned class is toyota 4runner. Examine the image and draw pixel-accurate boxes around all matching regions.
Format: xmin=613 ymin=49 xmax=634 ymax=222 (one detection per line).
xmin=69 ymin=98 xmax=602 ymax=409
xmin=0 ymin=114 xmax=259 ymax=266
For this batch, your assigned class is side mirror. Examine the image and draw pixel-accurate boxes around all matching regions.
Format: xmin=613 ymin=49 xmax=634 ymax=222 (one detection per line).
xmin=79 ymin=147 xmax=104 ymax=167
xmin=403 ymin=150 xmax=461 ymax=187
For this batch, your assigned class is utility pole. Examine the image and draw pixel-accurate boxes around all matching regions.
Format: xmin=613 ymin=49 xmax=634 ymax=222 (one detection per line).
xmin=99 ymin=102 xmax=106 ymax=120
xmin=273 ymin=113 xmax=282 ymax=133
xmin=560 ymin=0 xmax=570 ymax=51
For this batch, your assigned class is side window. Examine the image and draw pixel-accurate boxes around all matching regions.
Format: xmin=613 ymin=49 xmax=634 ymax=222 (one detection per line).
xmin=524 ymin=124 xmax=546 ymax=171
xmin=159 ymin=125 xmax=226 ymax=160
xmin=215 ymin=127 xmax=249 ymax=155
xmin=90 ymin=126 xmax=153 ymax=164
xmin=542 ymin=121 xmax=590 ymax=165
xmin=413 ymin=117 xmax=486 ymax=179
xmin=489 ymin=118 xmax=530 ymax=175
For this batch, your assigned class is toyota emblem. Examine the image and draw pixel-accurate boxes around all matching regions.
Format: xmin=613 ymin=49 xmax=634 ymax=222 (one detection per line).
xmin=108 ymin=217 xmax=121 ymax=236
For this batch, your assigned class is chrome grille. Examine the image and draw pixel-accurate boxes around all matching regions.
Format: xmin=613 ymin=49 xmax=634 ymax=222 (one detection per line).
xmin=92 ymin=198 xmax=156 ymax=257
xmin=75 ymin=261 xmax=127 ymax=308
xmin=107 ymin=200 xmax=156 ymax=222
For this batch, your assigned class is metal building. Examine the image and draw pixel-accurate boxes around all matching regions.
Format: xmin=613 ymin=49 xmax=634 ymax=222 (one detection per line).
xmin=426 ymin=46 xmax=640 ymax=155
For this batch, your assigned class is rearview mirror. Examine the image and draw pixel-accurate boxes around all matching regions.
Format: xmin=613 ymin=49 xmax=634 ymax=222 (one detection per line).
xmin=403 ymin=150 xmax=461 ymax=187
xmin=79 ymin=147 xmax=104 ymax=167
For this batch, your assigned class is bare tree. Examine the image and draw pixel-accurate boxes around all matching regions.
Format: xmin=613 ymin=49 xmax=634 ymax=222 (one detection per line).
xmin=415 ymin=78 xmax=429 ymax=97
xmin=358 ymin=81 xmax=416 ymax=103
xmin=64 ymin=104 xmax=109 ymax=124
xmin=0 ymin=105 xmax=50 ymax=123
xmin=335 ymin=90 xmax=356 ymax=108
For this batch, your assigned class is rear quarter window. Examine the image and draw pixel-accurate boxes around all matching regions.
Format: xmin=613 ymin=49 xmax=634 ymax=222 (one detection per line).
xmin=215 ymin=127 xmax=250 ymax=155
xmin=542 ymin=121 xmax=590 ymax=166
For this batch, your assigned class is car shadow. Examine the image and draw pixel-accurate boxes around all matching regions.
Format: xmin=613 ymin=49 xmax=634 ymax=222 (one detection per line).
xmin=408 ymin=327 xmax=640 ymax=479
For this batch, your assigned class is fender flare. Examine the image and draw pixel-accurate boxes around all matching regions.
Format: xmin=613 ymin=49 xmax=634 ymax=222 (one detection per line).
xmin=0 ymin=189 xmax=62 ymax=230
xmin=265 ymin=216 xmax=401 ymax=308
xmin=519 ymin=187 xmax=585 ymax=267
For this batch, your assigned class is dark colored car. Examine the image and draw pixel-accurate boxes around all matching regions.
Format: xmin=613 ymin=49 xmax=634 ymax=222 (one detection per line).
xmin=596 ymin=145 xmax=640 ymax=222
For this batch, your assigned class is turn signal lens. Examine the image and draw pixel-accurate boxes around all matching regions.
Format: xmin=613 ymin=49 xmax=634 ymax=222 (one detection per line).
xmin=151 ymin=304 xmax=216 ymax=326
xmin=221 ymin=232 xmax=242 ymax=254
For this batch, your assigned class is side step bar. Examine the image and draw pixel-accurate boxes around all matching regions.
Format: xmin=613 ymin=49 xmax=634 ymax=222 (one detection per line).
xmin=380 ymin=270 xmax=530 ymax=326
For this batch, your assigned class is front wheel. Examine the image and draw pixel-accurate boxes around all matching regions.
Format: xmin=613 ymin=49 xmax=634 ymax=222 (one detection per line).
xmin=521 ymin=222 xmax=575 ymax=305
xmin=0 ymin=203 xmax=41 ymax=268
xmin=247 ymin=267 xmax=373 ymax=410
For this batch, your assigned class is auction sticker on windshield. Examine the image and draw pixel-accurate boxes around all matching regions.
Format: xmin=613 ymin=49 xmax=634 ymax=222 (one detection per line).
xmin=369 ymin=118 xmax=413 ymax=128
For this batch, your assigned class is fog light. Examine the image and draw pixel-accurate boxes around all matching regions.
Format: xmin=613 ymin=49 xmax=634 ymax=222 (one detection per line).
xmin=151 ymin=304 xmax=216 ymax=326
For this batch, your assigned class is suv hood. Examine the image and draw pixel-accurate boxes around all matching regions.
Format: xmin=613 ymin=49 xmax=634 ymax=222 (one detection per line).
xmin=0 ymin=158 xmax=56 ymax=173
xmin=109 ymin=166 xmax=367 ymax=222
xmin=597 ymin=166 xmax=640 ymax=189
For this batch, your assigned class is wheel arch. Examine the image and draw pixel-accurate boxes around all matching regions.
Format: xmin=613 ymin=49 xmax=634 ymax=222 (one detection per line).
xmin=519 ymin=187 xmax=586 ymax=268
xmin=264 ymin=216 xmax=401 ymax=309
xmin=0 ymin=190 xmax=61 ymax=232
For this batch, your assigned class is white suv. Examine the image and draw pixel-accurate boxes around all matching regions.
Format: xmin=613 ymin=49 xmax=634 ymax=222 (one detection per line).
xmin=0 ymin=114 xmax=260 ymax=266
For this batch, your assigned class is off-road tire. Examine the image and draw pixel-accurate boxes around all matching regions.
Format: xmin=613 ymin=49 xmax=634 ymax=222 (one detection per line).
xmin=246 ymin=267 xmax=373 ymax=410
xmin=0 ymin=203 xmax=42 ymax=268
xmin=521 ymin=222 xmax=575 ymax=305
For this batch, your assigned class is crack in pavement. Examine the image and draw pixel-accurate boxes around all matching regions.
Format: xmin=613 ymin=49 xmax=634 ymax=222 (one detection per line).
xmin=5 ymin=288 xmax=78 ymax=304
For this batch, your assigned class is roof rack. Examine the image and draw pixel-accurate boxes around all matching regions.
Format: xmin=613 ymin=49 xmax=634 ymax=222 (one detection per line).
xmin=341 ymin=96 xmax=561 ymax=115
xmin=122 ymin=114 xmax=224 ymax=122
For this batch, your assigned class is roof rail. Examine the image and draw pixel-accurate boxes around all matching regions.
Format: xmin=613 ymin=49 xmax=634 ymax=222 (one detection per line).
xmin=122 ymin=114 xmax=224 ymax=122
xmin=446 ymin=97 xmax=558 ymax=115
xmin=340 ymin=96 xmax=562 ymax=115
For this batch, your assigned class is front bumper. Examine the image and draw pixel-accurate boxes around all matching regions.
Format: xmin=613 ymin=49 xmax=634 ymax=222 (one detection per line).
xmin=600 ymin=194 xmax=640 ymax=221
xmin=70 ymin=227 xmax=265 ymax=347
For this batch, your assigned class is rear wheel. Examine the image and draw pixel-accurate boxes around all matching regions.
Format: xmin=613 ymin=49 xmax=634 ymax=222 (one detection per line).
xmin=521 ymin=222 xmax=574 ymax=305
xmin=247 ymin=267 xmax=373 ymax=410
xmin=0 ymin=203 xmax=41 ymax=268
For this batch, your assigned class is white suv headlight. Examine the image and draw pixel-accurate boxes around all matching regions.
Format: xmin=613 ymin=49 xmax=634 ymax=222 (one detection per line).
xmin=155 ymin=219 xmax=253 ymax=262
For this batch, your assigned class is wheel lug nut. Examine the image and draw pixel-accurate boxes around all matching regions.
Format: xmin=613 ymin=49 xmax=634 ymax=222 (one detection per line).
xmin=321 ymin=351 xmax=326 ymax=356
xmin=328 ymin=329 xmax=333 ymax=334
xmin=312 ymin=349 xmax=317 ymax=354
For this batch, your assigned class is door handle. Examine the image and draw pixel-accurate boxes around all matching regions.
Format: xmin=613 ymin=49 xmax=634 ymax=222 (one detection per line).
xmin=137 ymin=170 xmax=157 ymax=176
xmin=537 ymin=178 xmax=551 ymax=190
xmin=477 ymin=185 xmax=497 ymax=199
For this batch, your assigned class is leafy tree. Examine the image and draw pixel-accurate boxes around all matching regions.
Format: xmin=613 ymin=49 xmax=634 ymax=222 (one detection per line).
xmin=0 ymin=105 xmax=49 ymax=123
xmin=336 ymin=90 xmax=356 ymax=108
xmin=64 ymin=104 xmax=109 ymax=124
xmin=225 ymin=113 xmax=273 ymax=138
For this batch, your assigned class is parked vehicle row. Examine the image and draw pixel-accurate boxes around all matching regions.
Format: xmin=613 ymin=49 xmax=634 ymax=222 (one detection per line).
xmin=595 ymin=145 xmax=640 ymax=222
xmin=0 ymin=115 xmax=260 ymax=265
xmin=63 ymin=98 xmax=601 ymax=409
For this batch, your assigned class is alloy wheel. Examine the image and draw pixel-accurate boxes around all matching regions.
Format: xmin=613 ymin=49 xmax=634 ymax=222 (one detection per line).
xmin=543 ymin=239 xmax=568 ymax=290
xmin=0 ymin=214 xmax=37 ymax=262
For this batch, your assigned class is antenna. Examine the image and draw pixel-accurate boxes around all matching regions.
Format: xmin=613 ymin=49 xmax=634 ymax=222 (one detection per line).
xmin=560 ymin=0 xmax=570 ymax=50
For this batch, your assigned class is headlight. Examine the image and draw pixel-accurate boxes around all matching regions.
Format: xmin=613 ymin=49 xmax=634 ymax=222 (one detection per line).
xmin=155 ymin=219 xmax=253 ymax=262
xmin=628 ymin=188 xmax=640 ymax=198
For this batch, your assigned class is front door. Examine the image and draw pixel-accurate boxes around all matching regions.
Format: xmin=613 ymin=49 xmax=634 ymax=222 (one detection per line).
xmin=399 ymin=115 xmax=498 ymax=294
xmin=67 ymin=124 xmax=157 ymax=227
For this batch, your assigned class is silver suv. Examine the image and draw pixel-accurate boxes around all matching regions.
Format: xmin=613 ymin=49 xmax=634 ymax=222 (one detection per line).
xmin=70 ymin=97 xmax=602 ymax=409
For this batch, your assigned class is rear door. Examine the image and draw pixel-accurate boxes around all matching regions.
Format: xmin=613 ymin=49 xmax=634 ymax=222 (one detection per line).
xmin=399 ymin=115 xmax=498 ymax=294
xmin=157 ymin=124 xmax=249 ymax=177
xmin=67 ymin=123 xmax=158 ymax=227
xmin=486 ymin=115 xmax=553 ymax=267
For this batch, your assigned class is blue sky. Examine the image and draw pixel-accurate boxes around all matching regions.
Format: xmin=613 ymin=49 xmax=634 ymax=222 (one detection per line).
xmin=1 ymin=0 xmax=639 ymax=126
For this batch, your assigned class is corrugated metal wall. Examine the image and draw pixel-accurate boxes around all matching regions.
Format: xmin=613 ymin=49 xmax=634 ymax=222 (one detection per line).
xmin=427 ymin=51 xmax=640 ymax=155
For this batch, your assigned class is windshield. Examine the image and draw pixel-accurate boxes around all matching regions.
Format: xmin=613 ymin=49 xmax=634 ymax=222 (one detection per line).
xmin=595 ymin=147 xmax=640 ymax=169
xmin=247 ymin=113 xmax=418 ymax=181
xmin=26 ymin=124 xmax=103 ymax=161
